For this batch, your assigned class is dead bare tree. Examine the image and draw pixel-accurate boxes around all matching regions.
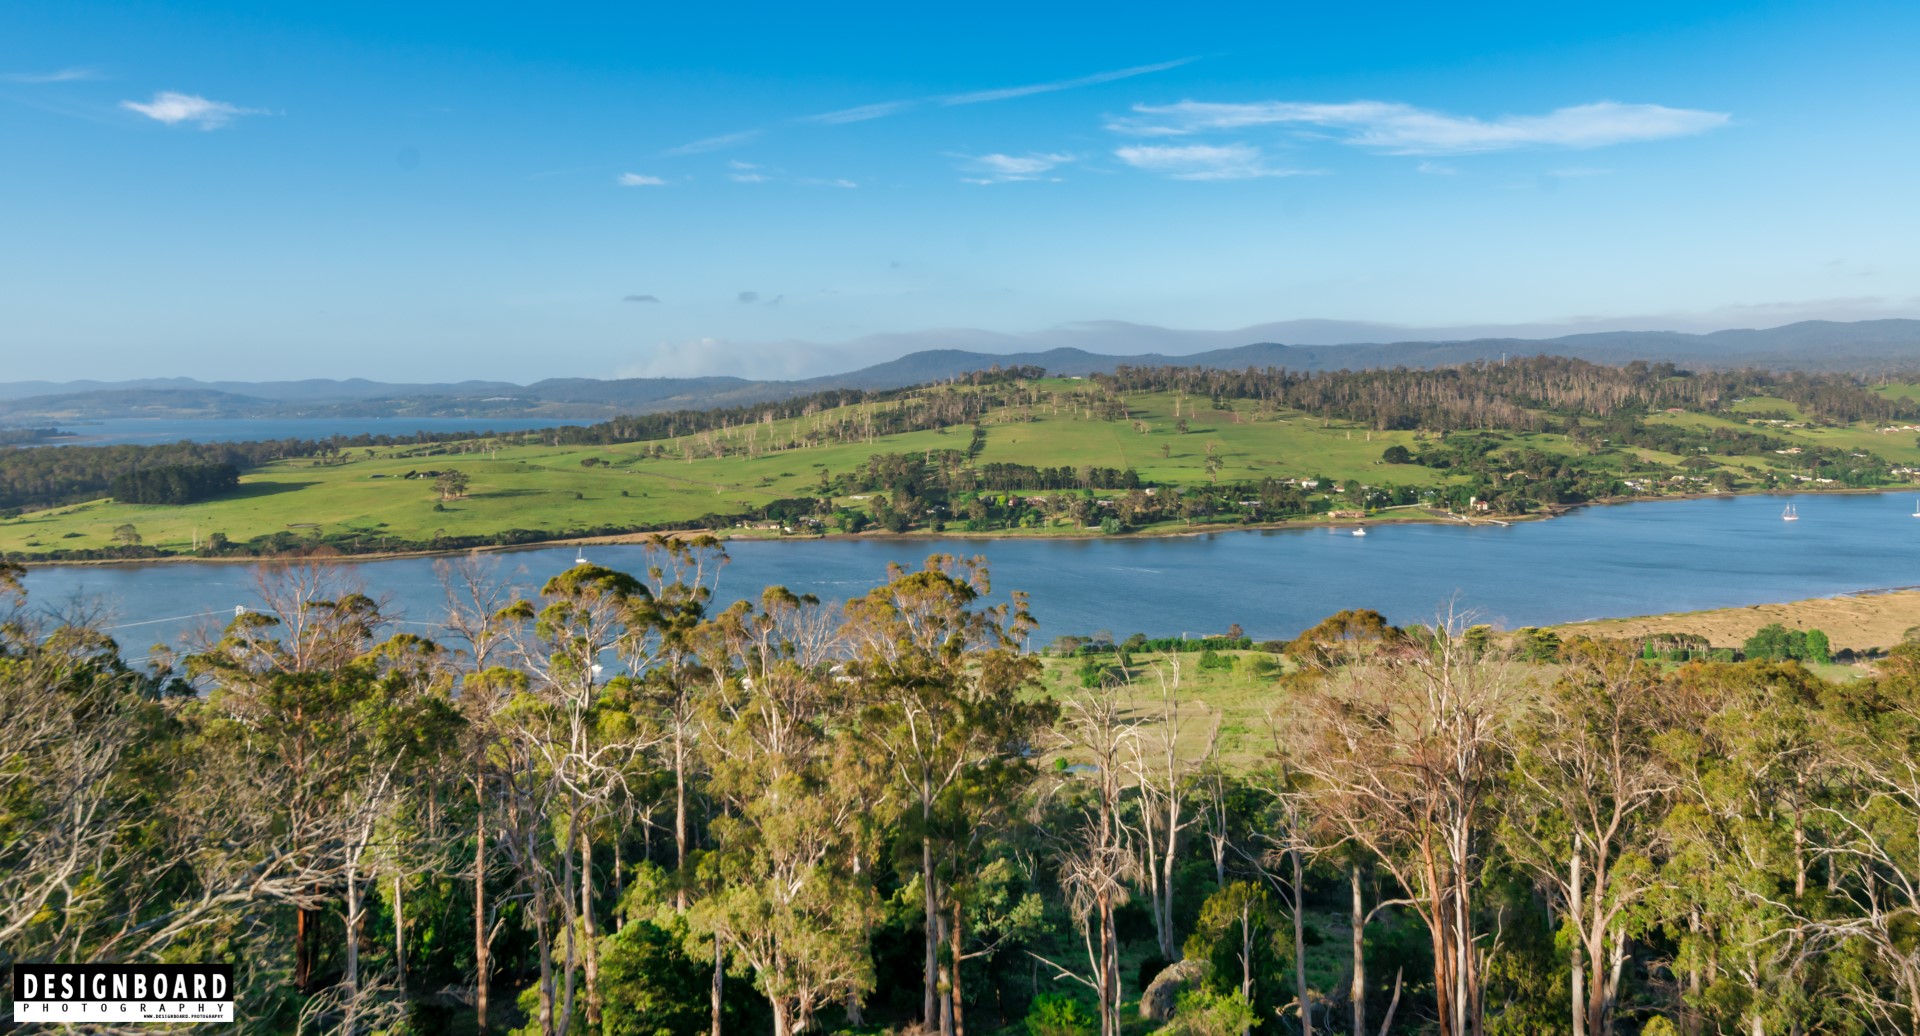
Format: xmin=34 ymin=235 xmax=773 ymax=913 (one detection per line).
xmin=438 ymin=556 xmax=524 ymax=1033
xmin=1125 ymin=660 xmax=1213 ymax=963
xmin=1035 ymin=691 xmax=1141 ymax=1036
xmin=1291 ymin=610 xmax=1526 ymax=1036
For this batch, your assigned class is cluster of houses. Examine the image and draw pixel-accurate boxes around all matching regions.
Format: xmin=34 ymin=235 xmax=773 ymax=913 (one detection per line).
xmin=1620 ymin=474 xmax=1719 ymax=492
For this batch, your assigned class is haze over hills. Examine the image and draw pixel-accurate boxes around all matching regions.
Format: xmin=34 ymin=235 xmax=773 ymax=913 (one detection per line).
xmin=7 ymin=319 xmax=1920 ymax=424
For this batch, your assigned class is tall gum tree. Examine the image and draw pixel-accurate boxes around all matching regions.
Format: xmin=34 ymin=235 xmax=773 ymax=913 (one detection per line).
xmin=1503 ymin=640 xmax=1676 ymax=1036
xmin=1292 ymin=618 xmax=1527 ymax=1036
xmin=843 ymin=555 xmax=1044 ymax=1035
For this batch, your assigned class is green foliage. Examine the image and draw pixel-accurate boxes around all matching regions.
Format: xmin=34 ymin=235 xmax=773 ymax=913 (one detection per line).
xmin=1805 ymin=628 xmax=1831 ymax=664
xmin=1166 ymin=989 xmax=1259 ymax=1036
xmin=1741 ymin=622 xmax=1832 ymax=662
xmin=1185 ymin=882 xmax=1289 ymax=1016
xmin=1513 ymin=626 xmax=1563 ymax=663
xmin=1285 ymin=608 xmax=1397 ymax=666
xmin=1025 ymin=992 xmax=1095 ymax=1036
xmin=111 ymin=462 xmax=240 ymax=505
xmin=16 ymin=549 xmax=1920 ymax=1036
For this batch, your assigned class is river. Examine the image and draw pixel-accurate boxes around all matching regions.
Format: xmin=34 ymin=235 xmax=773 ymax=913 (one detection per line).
xmin=16 ymin=491 xmax=1920 ymax=651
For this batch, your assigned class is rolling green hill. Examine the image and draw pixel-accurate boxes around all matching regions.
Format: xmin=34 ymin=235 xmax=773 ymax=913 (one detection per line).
xmin=6 ymin=365 xmax=1920 ymax=561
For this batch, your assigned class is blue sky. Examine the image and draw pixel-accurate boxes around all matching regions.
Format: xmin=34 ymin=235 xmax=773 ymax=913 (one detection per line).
xmin=2 ymin=1 xmax=1916 ymax=382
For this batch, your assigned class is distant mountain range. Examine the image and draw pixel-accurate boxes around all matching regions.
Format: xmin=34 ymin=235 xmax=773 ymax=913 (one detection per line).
xmin=7 ymin=319 xmax=1920 ymax=424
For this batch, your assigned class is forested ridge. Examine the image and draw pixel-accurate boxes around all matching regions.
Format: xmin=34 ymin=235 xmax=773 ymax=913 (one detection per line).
xmin=9 ymin=546 xmax=1920 ymax=1036
xmin=1094 ymin=357 xmax=1920 ymax=431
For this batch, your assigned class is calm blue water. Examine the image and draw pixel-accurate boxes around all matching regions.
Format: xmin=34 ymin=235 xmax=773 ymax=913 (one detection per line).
xmin=18 ymin=492 xmax=1920 ymax=651
xmin=42 ymin=417 xmax=592 ymax=446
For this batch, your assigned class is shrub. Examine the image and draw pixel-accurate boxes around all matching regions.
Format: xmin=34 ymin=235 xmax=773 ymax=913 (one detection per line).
xmin=1166 ymin=989 xmax=1257 ymax=1036
xmin=1197 ymin=649 xmax=1235 ymax=671
xmin=1025 ymin=993 xmax=1094 ymax=1036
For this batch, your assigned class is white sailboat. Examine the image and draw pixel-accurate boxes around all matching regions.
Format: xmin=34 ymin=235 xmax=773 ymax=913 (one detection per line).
xmin=575 ymin=548 xmax=589 ymax=564
xmin=1782 ymin=504 xmax=1799 ymax=522
xmin=1911 ymin=498 xmax=1919 ymax=518
xmin=1352 ymin=528 xmax=1367 ymax=537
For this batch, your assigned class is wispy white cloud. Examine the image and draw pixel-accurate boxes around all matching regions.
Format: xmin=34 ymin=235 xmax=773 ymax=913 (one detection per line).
xmin=728 ymin=171 xmax=769 ymax=183
xmin=1549 ymin=166 xmax=1612 ymax=177
xmin=1416 ymin=160 xmax=1458 ymax=175
xmin=623 ymin=294 xmax=661 ymax=303
xmin=941 ymin=58 xmax=1193 ymax=106
xmin=661 ymin=57 xmax=1193 ymax=160
xmin=3 ymin=67 xmax=99 ymax=84
xmin=1113 ymin=143 xmax=1302 ymax=181
xmin=1111 ymin=99 xmax=1730 ymax=155
xmin=959 ymin=152 xmax=1076 ymax=184
xmin=804 ymin=100 xmax=915 ymax=124
xmin=120 ymin=91 xmax=264 ymax=129
xmin=618 ymin=172 xmax=667 ymax=186
xmin=664 ymin=129 xmax=761 ymax=156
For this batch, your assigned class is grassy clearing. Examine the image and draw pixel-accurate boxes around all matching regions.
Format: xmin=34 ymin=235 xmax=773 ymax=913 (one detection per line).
xmin=1034 ymin=650 xmax=1293 ymax=767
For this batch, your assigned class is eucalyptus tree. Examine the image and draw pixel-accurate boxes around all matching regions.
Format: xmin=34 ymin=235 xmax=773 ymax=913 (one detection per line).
xmin=1291 ymin=617 xmax=1527 ymax=1036
xmin=183 ymin=564 xmax=396 ymax=996
xmin=499 ymin=562 xmax=651 ymax=1036
xmin=437 ymin=556 xmax=527 ymax=1033
xmin=1039 ymin=690 xmax=1141 ymax=1036
xmin=333 ymin=632 xmax=462 ymax=1035
xmin=1655 ymin=662 xmax=1837 ymax=1036
xmin=1126 ymin=660 xmax=1213 ymax=964
xmin=1776 ymin=651 xmax=1920 ymax=1032
xmin=841 ymin=555 xmax=1047 ymax=1035
xmin=617 ymin=534 xmax=729 ymax=912
xmin=0 ymin=571 xmax=194 ymax=968
xmin=690 ymin=586 xmax=881 ymax=1036
xmin=1503 ymin=639 xmax=1677 ymax=1036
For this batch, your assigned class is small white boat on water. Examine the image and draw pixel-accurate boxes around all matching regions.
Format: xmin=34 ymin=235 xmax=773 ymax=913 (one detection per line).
xmin=1783 ymin=504 xmax=1799 ymax=522
xmin=1911 ymin=498 xmax=1919 ymax=518
xmin=1352 ymin=528 xmax=1367 ymax=537
xmin=575 ymin=548 xmax=589 ymax=564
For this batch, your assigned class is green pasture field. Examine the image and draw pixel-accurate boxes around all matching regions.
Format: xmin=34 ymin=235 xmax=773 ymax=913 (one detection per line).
xmin=5 ymin=383 xmax=1919 ymax=556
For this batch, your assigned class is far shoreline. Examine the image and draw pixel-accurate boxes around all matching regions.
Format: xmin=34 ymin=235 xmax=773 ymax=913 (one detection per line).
xmin=9 ymin=482 xmax=1920 ymax=570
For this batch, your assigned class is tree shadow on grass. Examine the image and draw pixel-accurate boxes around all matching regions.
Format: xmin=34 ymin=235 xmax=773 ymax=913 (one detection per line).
xmin=216 ymin=481 xmax=321 ymax=500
